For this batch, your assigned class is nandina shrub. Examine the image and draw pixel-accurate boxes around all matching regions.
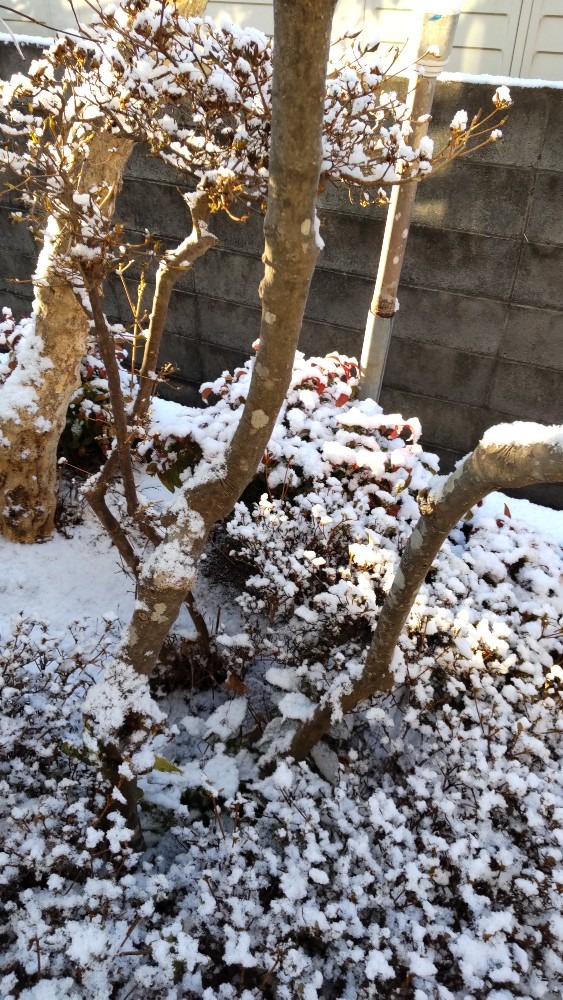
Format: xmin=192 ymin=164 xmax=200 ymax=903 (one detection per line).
xmin=188 ymin=352 xmax=439 ymax=694
xmin=63 ymin=353 xmax=115 ymax=462
xmin=62 ymin=331 xmax=132 ymax=466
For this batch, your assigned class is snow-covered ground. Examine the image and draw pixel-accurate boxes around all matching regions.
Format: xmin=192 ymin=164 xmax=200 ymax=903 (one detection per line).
xmin=0 ymin=513 xmax=135 ymax=633
xmin=1 ymin=487 xmax=559 ymax=634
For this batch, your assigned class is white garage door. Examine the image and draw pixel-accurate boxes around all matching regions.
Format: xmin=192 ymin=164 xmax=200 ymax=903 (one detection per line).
xmin=8 ymin=1 xmax=563 ymax=82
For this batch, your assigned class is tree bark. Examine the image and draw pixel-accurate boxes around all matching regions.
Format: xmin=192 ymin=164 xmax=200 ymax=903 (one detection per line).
xmin=289 ymin=425 xmax=563 ymax=760
xmin=359 ymin=12 xmax=459 ymax=401
xmin=83 ymin=191 xmax=218 ymax=561
xmin=0 ymin=133 xmax=134 ymax=542
xmin=117 ymin=0 xmax=337 ymax=677
xmin=88 ymin=281 xmax=139 ymax=519
xmin=134 ymin=192 xmax=218 ymax=425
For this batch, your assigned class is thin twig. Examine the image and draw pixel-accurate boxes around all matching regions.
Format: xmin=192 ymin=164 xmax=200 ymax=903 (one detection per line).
xmin=87 ymin=280 xmax=138 ymax=519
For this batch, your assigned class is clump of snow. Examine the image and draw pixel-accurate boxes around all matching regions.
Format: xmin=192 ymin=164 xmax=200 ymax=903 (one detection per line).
xmin=278 ymin=692 xmax=315 ymax=721
xmin=482 ymin=420 xmax=563 ymax=451
xmin=205 ymin=697 xmax=247 ymax=740
xmin=450 ymin=108 xmax=468 ymax=131
xmin=493 ymin=84 xmax=513 ymax=108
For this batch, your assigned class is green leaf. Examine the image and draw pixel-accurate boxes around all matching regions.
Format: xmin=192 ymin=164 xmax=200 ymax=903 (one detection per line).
xmin=59 ymin=740 xmax=91 ymax=765
xmin=157 ymin=466 xmax=182 ymax=493
xmin=153 ymin=755 xmax=183 ymax=774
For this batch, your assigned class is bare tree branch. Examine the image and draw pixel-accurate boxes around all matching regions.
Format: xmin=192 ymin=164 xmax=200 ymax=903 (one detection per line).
xmin=87 ymin=280 xmax=138 ymax=518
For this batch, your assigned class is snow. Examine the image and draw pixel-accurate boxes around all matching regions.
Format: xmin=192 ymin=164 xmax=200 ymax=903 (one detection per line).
xmin=0 ymin=420 xmax=562 ymax=994
xmin=0 ymin=509 xmax=134 ymax=635
xmin=450 ymin=108 xmax=468 ymax=131
xmin=0 ymin=314 xmax=54 ymax=431
xmin=205 ymin=698 xmax=248 ymax=740
xmin=0 ymin=31 xmax=53 ymax=47
xmin=439 ymin=70 xmax=563 ymax=90
xmin=278 ymin=692 xmax=316 ymax=721
xmin=203 ymin=749 xmax=240 ymax=798
xmin=0 ymin=3 xmax=562 ymax=991
xmin=482 ymin=420 xmax=563 ymax=451
xmin=493 ymin=84 xmax=512 ymax=106
xmin=481 ymin=491 xmax=563 ymax=546
xmin=417 ymin=1 xmax=462 ymax=13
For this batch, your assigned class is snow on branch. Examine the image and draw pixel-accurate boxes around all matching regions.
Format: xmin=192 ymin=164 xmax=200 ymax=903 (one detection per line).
xmin=0 ymin=0 xmax=510 ymax=284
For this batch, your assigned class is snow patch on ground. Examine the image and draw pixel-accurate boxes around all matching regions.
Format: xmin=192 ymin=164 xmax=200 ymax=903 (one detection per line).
xmin=0 ymin=509 xmax=135 ymax=635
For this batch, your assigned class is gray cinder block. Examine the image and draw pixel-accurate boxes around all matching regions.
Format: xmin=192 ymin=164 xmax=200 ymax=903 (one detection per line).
xmin=393 ymin=287 xmax=507 ymax=355
xmin=489 ymin=360 xmax=563 ymax=423
xmin=526 ymin=171 xmax=563 ymax=246
xmin=514 ymin=242 xmax=563 ymax=311
xmin=499 ymin=305 xmax=563 ymax=370
xmin=385 ymin=339 xmax=497 ymax=406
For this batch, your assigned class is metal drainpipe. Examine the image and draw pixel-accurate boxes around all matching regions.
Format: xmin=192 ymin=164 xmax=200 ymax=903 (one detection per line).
xmin=359 ymin=10 xmax=460 ymax=402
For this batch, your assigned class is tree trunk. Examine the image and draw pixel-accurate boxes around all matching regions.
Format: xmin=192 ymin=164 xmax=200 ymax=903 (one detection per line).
xmin=359 ymin=12 xmax=459 ymax=401
xmin=117 ymin=0 xmax=337 ymax=678
xmin=289 ymin=423 xmax=563 ymax=760
xmin=0 ymin=133 xmax=133 ymax=542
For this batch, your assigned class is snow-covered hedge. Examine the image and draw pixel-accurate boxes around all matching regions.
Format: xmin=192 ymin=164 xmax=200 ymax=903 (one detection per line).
xmin=1 ymin=349 xmax=562 ymax=998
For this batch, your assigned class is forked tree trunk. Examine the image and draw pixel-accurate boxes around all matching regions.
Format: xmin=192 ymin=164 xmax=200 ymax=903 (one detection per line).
xmin=289 ymin=424 xmax=563 ymax=760
xmin=117 ymin=0 xmax=337 ymax=677
xmin=0 ymin=133 xmax=133 ymax=542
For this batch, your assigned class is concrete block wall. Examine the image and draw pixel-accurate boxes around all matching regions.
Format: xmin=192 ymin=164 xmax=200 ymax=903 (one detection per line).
xmin=122 ymin=81 xmax=563 ymax=508
xmin=380 ymin=81 xmax=563 ymax=509
xmin=1 ymin=44 xmax=562 ymax=506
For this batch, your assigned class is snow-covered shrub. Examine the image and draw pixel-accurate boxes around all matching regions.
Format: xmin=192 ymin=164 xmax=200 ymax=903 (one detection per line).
xmin=172 ymin=352 xmax=437 ymax=707
xmin=146 ymin=690 xmax=563 ymax=999
xmin=139 ymin=505 xmax=563 ymax=999
xmin=0 ymin=616 xmax=174 ymax=997
xmin=5 ymin=583 xmax=559 ymax=999
xmin=2 ymin=345 xmax=563 ymax=997
xmin=62 ymin=332 xmax=133 ymax=463
xmin=63 ymin=352 xmax=115 ymax=459
xmin=0 ymin=306 xmax=23 ymax=385
xmin=2 ymin=584 xmax=562 ymax=999
xmin=0 ymin=617 xmax=138 ymax=883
